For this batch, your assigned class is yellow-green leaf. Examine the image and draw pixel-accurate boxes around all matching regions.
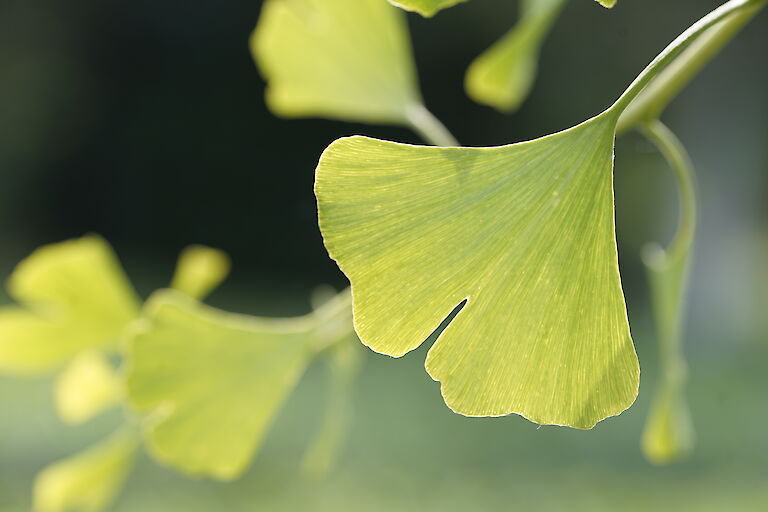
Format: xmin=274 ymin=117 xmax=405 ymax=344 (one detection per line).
xmin=126 ymin=290 xmax=321 ymax=480
xmin=33 ymin=428 xmax=138 ymax=512
xmin=0 ymin=235 xmax=139 ymax=374
xmin=388 ymin=0 xmax=467 ymax=17
xmin=315 ymin=111 xmax=639 ymax=428
xmin=595 ymin=0 xmax=618 ymax=7
xmin=251 ymin=0 xmax=421 ymax=125
xmin=54 ymin=351 xmax=121 ymax=425
xmin=170 ymin=244 xmax=231 ymax=300
xmin=465 ymin=0 xmax=567 ymax=112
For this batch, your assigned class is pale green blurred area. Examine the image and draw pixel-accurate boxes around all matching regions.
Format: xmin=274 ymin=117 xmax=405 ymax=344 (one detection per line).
xmin=1 ymin=319 xmax=767 ymax=510
xmin=1 ymin=0 xmax=767 ymax=509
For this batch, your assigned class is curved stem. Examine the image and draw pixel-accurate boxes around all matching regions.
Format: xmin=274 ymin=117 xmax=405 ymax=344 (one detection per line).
xmin=405 ymin=103 xmax=460 ymax=147
xmin=618 ymin=1 xmax=766 ymax=134
xmin=641 ymin=121 xmax=697 ymax=262
xmin=610 ymin=0 xmax=764 ymax=116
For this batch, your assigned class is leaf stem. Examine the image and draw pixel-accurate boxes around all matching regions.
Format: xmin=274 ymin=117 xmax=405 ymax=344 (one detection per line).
xmin=641 ymin=121 xmax=697 ymax=264
xmin=617 ymin=0 xmax=766 ymax=134
xmin=405 ymin=103 xmax=460 ymax=147
xmin=610 ymin=0 xmax=765 ymax=117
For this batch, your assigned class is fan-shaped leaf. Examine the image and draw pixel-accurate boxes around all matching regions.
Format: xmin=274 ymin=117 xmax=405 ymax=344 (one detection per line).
xmin=466 ymin=0 xmax=566 ymax=112
xmin=315 ymin=111 xmax=639 ymax=428
xmin=170 ymin=245 xmax=231 ymax=300
xmin=0 ymin=236 xmax=139 ymax=374
xmin=388 ymin=0 xmax=467 ymax=17
xmin=251 ymin=0 xmax=420 ymax=125
xmin=125 ymin=290 xmax=347 ymax=480
xmin=33 ymin=428 xmax=138 ymax=512
xmin=54 ymin=351 xmax=121 ymax=425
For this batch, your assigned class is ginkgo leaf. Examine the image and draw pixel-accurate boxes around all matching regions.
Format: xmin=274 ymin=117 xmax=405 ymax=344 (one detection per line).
xmin=595 ymin=0 xmax=618 ymax=7
xmin=0 ymin=235 xmax=139 ymax=374
xmin=33 ymin=428 xmax=138 ymax=512
xmin=125 ymin=289 xmax=352 ymax=480
xmin=388 ymin=0 xmax=467 ymax=17
xmin=465 ymin=0 xmax=567 ymax=112
xmin=170 ymin=245 xmax=231 ymax=300
xmin=251 ymin=0 xmax=421 ymax=125
xmin=54 ymin=351 xmax=122 ymax=425
xmin=315 ymin=111 xmax=639 ymax=428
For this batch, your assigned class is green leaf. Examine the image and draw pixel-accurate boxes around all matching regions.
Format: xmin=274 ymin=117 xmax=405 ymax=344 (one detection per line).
xmin=33 ymin=428 xmax=138 ymax=512
xmin=465 ymin=0 xmax=567 ymax=112
xmin=388 ymin=0 xmax=467 ymax=17
xmin=596 ymin=0 xmax=618 ymax=7
xmin=170 ymin=244 xmax=231 ymax=300
xmin=126 ymin=290 xmax=325 ymax=480
xmin=315 ymin=111 xmax=639 ymax=428
xmin=251 ymin=0 xmax=421 ymax=125
xmin=0 ymin=235 xmax=139 ymax=374
xmin=54 ymin=351 xmax=121 ymax=425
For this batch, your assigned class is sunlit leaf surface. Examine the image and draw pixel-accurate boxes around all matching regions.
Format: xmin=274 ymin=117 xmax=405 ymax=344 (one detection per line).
xmin=596 ymin=0 xmax=618 ymax=7
xmin=126 ymin=290 xmax=319 ymax=480
xmin=466 ymin=0 xmax=566 ymax=112
xmin=251 ymin=0 xmax=420 ymax=124
xmin=54 ymin=351 xmax=121 ymax=425
xmin=316 ymin=111 xmax=639 ymax=428
xmin=170 ymin=244 xmax=231 ymax=300
xmin=388 ymin=0 xmax=467 ymax=17
xmin=0 ymin=236 xmax=139 ymax=374
xmin=34 ymin=428 xmax=138 ymax=512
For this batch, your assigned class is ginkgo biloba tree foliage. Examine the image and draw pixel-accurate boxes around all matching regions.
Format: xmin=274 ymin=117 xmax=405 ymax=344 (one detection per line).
xmin=1 ymin=0 xmax=765 ymax=510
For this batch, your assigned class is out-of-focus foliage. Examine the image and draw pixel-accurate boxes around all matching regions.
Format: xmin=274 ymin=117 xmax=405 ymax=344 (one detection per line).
xmin=126 ymin=289 xmax=354 ymax=480
xmin=315 ymin=110 xmax=640 ymax=428
xmin=466 ymin=0 xmax=567 ymax=112
xmin=388 ymin=0 xmax=467 ymax=17
xmin=251 ymin=0 xmax=420 ymax=125
xmin=388 ymin=0 xmax=616 ymax=18
xmin=170 ymin=245 xmax=231 ymax=300
xmin=0 ymin=235 xmax=138 ymax=374
xmin=54 ymin=351 xmax=121 ymax=425
xmin=33 ymin=428 xmax=138 ymax=512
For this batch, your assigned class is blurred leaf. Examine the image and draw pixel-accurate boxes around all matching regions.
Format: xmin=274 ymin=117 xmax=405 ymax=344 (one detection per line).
xmin=54 ymin=351 xmax=121 ymax=425
xmin=251 ymin=0 xmax=421 ymax=125
xmin=465 ymin=0 xmax=566 ymax=112
xmin=126 ymin=290 xmax=342 ymax=480
xmin=33 ymin=428 xmax=138 ymax=512
xmin=641 ymin=249 xmax=694 ymax=464
xmin=0 ymin=235 xmax=139 ymax=374
xmin=301 ymin=337 xmax=362 ymax=478
xmin=315 ymin=111 xmax=639 ymax=428
xmin=389 ymin=0 xmax=615 ymax=17
xmin=388 ymin=0 xmax=467 ymax=17
xmin=170 ymin=245 xmax=231 ymax=300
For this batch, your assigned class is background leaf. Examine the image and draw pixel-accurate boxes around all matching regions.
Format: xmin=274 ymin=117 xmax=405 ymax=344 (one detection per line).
xmin=54 ymin=351 xmax=121 ymax=425
xmin=126 ymin=290 xmax=320 ymax=480
xmin=388 ymin=0 xmax=467 ymax=17
xmin=315 ymin=112 xmax=639 ymax=428
xmin=465 ymin=0 xmax=567 ymax=112
xmin=33 ymin=428 xmax=138 ymax=512
xmin=0 ymin=236 xmax=139 ymax=374
xmin=170 ymin=245 xmax=231 ymax=300
xmin=251 ymin=0 xmax=421 ymax=125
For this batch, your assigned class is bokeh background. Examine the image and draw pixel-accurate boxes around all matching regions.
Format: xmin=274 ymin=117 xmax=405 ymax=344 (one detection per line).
xmin=1 ymin=0 xmax=767 ymax=510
